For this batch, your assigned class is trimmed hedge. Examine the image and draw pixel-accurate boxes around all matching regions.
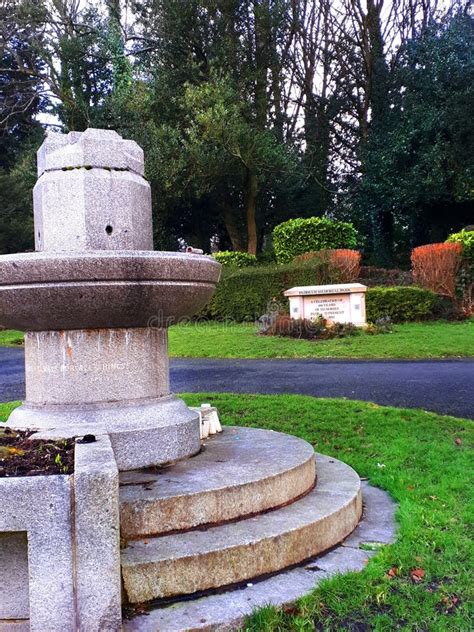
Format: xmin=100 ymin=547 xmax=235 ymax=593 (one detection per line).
xmin=202 ymin=262 xmax=336 ymax=322
xmin=359 ymin=266 xmax=412 ymax=287
xmin=202 ymin=266 xmax=438 ymax=323
xmin=213 ymin=251 xmax=257 ymax=267
xmin=273 ymin=217 xmax=357 ymax=264
xmin=366 ymin=286 xmax=437 ymax=323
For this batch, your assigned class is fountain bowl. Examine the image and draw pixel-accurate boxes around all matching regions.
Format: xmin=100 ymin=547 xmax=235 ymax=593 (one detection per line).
xmin=0 ymin=250 xmax=221 ymax=331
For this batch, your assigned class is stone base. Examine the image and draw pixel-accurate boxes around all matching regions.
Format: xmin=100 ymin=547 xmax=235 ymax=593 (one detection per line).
xmin=0 ymin=435 xmax=122 ymax=632
xmin=7 ymin=396 xmax=201 ymax=471
xmin=119 ymin=427 xmax=316 ymax=537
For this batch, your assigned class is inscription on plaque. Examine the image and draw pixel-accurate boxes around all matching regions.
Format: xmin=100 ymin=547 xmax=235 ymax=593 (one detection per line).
xmin=306 ymin=296 xmax=350 ymax=321
xmin=284 ymin=283 xmax=367 ymax=326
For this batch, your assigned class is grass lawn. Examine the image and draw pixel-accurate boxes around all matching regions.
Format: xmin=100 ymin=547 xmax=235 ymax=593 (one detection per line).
xmin=2 ymin=319 xmax=473 ymax=359
xmin=1 ymin=394 xmax=472 ymax=629
xmin=0 ymin=329 xmax=23 ymax=347
xmin=168 ymin=319 xmax=474 ymax=359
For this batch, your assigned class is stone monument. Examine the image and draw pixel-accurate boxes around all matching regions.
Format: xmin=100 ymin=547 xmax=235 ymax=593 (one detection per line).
xmin=285 ymin=282 xmax=367 ymax=326
xmin=0 ymin=130 xmax=387 ymax=631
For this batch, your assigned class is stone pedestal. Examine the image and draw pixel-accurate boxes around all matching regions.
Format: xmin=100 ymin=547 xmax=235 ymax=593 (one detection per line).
xmin=284 ymin=283 xmax=367 ymax=326
xmin=2 ymin=129 xmax=219 ymax=470
xmin=23 ymin=328 xmax=169 ymax=405
xmin=8 ymin=328 xmax=201 ymax=471
xmin=34 ymin=128 xmax=152 ymax=252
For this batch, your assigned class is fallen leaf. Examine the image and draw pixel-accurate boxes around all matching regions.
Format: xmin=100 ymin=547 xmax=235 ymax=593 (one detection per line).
xmin=283 ymin=605 xmax=299 ymax=615
xmin=438 ymin=594 xmax=460 ymax=613
xmin=387 ymin=566 xmax=398 ymax=579
xmin=411 ymin=568 xmax=425 ymax=583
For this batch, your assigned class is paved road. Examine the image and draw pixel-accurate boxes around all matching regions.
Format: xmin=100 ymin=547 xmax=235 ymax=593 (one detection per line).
xmin=1 ymin=348 xmax=473 ymax=419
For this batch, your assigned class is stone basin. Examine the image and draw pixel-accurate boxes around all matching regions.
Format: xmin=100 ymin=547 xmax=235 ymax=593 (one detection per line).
xmin=0 ymin=250 xmax=220 ymax=330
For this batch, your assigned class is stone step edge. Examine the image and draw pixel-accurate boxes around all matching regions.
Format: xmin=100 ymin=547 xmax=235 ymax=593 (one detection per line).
xmin=121 ymin=454 xmax=362 ymax=603
xmin=122 ymin=481 xmax=397 ymax=632
xmin=122 ymin=478 xmax=317 ymax=542
xmin=119 ymin=427 xmax=316 ymax=538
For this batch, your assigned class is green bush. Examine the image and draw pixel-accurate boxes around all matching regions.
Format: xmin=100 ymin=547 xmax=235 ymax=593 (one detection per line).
xmin=202 ymin=262 xmax=335 ymax=322
xmin=273 ymin=217 xmax=358 ymax=264
xmin=446 ymin=230 xmax=474 ymax=313
xmin=366 ymin=286 xmax=437 ymax=323
xmin=446 ymin=229 xmax=474 ymax=260
xmin=213 ymin=251 xmax=258 ymax=267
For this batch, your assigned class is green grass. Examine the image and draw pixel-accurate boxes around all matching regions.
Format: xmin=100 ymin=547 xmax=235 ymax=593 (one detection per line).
xmin=188 ymin=394 xmax=471 ymax=630
xmin=0 ymin=329 xmax=23 ymax=347
xmin=168 ymin=319 xmax=474 ymax=359
xmin=1 ymin=394 xmax=472 ymax=629
xmin=2 ymin=320 xmax=473 ymax=359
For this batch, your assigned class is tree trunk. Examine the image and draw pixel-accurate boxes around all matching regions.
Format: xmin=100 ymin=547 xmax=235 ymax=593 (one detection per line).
xmin=244 ymin=169 xmax=258 ymax=255
xmin=372 ymin=209 xmax=394 ymax=266
xmin=222 ymin=201 xmax=245 ymax=252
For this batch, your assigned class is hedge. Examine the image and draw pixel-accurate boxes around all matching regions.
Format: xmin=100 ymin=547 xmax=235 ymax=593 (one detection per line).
xmin=213 ymin=251 xmax=257 ymax=267
xmin=273 ymin=217 xmax=357 ymax=264
xmin=359 ymin=266 xmax=413 ymax=287
xmin=201 ymin=265 xmax=438 ymax=323
xmin=366 ymin=286 xmax=437 ymax=323
xmin=202 ymin=262 xmax=336 ymax=322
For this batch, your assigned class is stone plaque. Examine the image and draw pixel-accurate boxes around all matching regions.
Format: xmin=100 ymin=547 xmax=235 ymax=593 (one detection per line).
xmin=284 ymin=283 xmax=367 ymax=326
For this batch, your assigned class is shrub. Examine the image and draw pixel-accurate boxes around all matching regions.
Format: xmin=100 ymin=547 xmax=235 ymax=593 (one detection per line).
xmin=213 ymin=251 xmax=257 ymax=267
xmin=446 ymin=229 xmax=474 ymax=260
xmin=294 ymin=249 xmax=361 ymax=283
xmin=262 ymin=314 xmax=359 ymax=340
xmin=365 ymin=316 xmax=393 ymax=335
xmin=446 ymin=229 xmax=474 ymax=314
xmin=202 ymin=262 xmax=336 ymax=322
xmin=431 ymin=295 xmax=465 ymax=321
xmin=411 ymin=243 xmax=463 ymax=299
xmin=273 ymin=217 xmax=358 ymax=264
xmin=366 ymin=286 xmax=437 ymax=323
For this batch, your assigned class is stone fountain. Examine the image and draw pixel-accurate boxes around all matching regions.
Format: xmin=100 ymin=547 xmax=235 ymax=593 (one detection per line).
xmin=0 ymin=129 xmax=386 ymax=632
xmin=1 ymin=128 xmax=220 ymax=470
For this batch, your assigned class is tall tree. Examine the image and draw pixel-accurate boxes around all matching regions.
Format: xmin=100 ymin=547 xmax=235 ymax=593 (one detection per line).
xmin=357 ymin=8 xmax=474 ymax=256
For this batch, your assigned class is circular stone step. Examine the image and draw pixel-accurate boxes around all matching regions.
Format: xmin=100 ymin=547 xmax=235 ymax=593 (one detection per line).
xmin=119 ymin=427 xmax=316 ymax=538
xmin=120 ymin=453 xmax=362 ymax=603
xmin=122 ymin=481 xmax=396 ymax=632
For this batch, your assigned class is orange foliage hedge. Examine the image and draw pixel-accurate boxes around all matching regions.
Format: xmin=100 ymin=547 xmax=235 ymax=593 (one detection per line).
xmin=293 ymin=249 xmax=361 ymax=283
xmin=411 ymin=243 xmax=462 ymax=299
